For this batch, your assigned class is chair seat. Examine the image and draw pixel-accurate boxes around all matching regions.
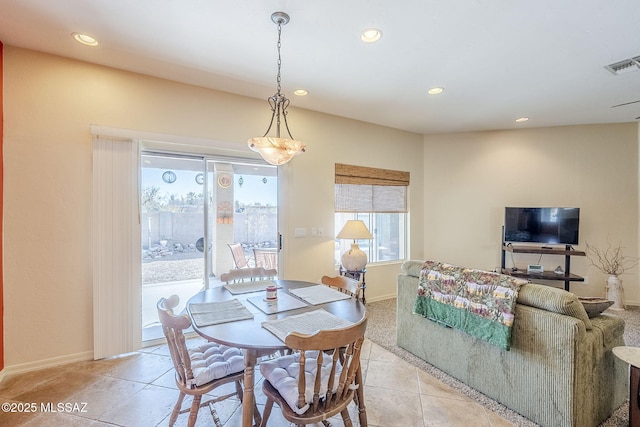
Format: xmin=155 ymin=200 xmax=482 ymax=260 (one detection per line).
xmin=260 ymin=350 xmax=343 ymax=415
xmin=189 ymin=342 xmax=245 ymax=387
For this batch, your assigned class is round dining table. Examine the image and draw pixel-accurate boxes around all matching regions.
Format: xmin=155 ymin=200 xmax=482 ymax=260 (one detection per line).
xmin=187 ymin=279 xmax=368 ymax=427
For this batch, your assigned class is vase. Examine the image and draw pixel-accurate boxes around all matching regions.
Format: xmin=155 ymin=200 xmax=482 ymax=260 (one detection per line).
xmin=606 ymin=275 xmax=625 ymax=310
xmin=341 ymin=243 xmax=368 ymax=271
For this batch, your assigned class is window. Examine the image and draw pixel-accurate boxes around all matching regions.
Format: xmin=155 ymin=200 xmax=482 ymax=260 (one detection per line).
xmin=334 ymin=163 xmax=409 ymax=265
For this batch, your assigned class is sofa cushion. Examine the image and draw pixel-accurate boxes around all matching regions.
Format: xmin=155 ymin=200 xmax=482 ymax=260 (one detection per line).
xmin=517 ymin=283 xmax=592 ymax=330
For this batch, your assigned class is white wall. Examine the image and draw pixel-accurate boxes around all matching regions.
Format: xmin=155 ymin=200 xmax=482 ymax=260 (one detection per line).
xmin=423 ymin=124 xmax=640 ymax=303
xmin=2 ymin=46 xmax=424 ymax=369
xmin=5 ymin=45 xmax=638 ymax=371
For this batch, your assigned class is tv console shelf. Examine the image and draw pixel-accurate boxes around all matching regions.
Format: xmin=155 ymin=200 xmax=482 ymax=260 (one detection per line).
xmin=500 ymin=242 xmax=586 ymax=291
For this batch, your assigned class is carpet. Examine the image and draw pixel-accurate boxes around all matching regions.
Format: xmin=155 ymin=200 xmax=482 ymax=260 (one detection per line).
xmin=364 ymin=298 xmax=640 ymax=427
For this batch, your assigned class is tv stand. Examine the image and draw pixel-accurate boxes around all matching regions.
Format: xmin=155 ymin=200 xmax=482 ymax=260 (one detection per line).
xmin=500 ymin=237 xmax=585 ymax=292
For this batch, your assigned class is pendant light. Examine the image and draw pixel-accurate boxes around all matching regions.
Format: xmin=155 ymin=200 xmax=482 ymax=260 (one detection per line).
xmin=248 ymin=12 xmax=306 ymax=166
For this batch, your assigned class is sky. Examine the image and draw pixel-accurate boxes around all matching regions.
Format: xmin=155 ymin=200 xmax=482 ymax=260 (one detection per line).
xmin=141 ymin=167 xmax=277 ymax=206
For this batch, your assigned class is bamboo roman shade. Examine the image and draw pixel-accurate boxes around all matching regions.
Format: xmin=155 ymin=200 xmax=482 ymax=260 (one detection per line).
xmin=335 ymin=163 xmax=410 ymax=213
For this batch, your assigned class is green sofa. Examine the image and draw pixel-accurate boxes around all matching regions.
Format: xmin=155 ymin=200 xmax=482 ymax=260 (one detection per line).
xmin=397 ymin=260 xmax=628 ymax=427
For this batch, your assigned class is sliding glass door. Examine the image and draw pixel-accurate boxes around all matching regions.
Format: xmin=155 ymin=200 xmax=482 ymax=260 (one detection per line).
xmin=140 ymin=154 xmax=206 ymax=341
xmin=140 ymin=152 xmax=278 ymax=342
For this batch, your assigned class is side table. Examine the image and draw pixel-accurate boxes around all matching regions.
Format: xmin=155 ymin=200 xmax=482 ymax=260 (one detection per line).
xmin=340 ymin=267 xmax=366 ymax=304
xmin=612 ymin=346 xmax=640 ymax=426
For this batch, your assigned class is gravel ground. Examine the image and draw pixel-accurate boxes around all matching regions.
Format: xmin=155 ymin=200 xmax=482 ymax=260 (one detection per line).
xmin=142 ymin=252 xmax=204 ymax=284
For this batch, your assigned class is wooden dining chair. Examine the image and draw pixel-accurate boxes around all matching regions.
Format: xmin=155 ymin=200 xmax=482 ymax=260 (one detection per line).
xmin=320 ymin=276 xmax=362 ymax=372
xmin=258 ymin=314 xmax=369 ymax=427
xmin=157 ymin=295 xmax=258 ymax=427
xmin=220 ymin=266 xmax=278 ymax=283
xmin=321 ymin=275 xmax=361 ymax=300
xmin=228 ymin=243 xmax=255 ymax=269
xmin=254 ymin=248 xmax=278 ymax=271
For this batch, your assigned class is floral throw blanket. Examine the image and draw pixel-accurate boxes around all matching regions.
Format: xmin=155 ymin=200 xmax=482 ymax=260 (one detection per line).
xmin=413 ymin=260 xmax=527 ymax=350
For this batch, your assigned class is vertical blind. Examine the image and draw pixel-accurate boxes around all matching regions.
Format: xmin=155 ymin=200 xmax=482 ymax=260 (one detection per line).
xmin=335 ymin=163 xmax=410 ymax=213
xmin=93 ymin=135 xmax=141 ymax=359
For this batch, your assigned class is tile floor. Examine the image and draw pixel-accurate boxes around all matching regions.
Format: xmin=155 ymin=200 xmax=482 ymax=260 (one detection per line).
xmin=0 ymin=338 xmax=515 ymax=427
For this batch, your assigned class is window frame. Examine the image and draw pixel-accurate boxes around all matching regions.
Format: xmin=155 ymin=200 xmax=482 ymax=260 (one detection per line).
xmin=334 ymin=163 xmax=409 ymax=266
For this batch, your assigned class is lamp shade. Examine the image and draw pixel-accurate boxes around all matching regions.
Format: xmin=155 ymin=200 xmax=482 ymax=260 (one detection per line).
xmin=336 ymin=220 xmax=373 ymax=240
xmin=337 ymin=220 xmax=372 ymax=271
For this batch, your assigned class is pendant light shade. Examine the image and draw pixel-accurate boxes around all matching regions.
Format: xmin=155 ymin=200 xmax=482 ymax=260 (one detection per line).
xmin=248 ymin=136 xmax=306 ymax=166
xmin=248 ymin=12 xmax=306 ymax=166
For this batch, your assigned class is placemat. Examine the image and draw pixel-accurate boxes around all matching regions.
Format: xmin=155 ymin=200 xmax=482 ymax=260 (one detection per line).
xmin=262 ymin=309 xmax=354 ymax=343
xmin=189 ymin=299 xmax=254 ymax=327
xmin=223 ymin=280 xmax=280 ymax=295
xmin=288 ymin=285 xmax=352 ymax=305
xmin=247 ymin=292 xmax=308 ymax=314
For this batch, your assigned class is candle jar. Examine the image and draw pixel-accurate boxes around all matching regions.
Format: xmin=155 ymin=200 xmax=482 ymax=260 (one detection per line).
xmin=266 ymin=285 xmax=278 ymax=301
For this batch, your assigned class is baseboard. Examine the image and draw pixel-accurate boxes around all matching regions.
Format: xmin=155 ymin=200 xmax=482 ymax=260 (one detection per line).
xmin=0 ymin=350 xmax=94 ymax=381
xmin=365 ymin=293 xmax=397 ymax=304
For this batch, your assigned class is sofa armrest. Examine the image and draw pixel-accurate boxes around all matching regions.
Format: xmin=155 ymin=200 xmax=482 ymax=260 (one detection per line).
xmin=401 ymin=260 xmax=424 ymax=277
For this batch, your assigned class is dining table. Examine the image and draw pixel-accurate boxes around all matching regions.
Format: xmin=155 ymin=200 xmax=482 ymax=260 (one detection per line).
xmin=186 ymin=279 xmax=368 ymax=427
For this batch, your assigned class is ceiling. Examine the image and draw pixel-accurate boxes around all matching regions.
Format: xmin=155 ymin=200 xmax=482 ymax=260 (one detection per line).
xmin=1 ymin=0 xmax=640 ymax=135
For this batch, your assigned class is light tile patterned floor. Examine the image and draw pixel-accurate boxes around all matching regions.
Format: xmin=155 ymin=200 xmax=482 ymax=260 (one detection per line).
xmin=0 ymin=339 xmax=515 ymax=426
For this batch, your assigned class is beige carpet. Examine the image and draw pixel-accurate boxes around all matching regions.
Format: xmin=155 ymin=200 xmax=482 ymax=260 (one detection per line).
xmin=364 ymin=298 xmax=639 ymax=427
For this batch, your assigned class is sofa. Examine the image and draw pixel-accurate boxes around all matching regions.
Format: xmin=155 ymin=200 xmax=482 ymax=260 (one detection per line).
xmin=397 ymin=260 xmax=628 ymax=427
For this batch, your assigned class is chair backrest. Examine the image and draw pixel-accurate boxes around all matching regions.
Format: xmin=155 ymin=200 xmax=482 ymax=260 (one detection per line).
xmin=220 ymin=266 xmax=277 ymax=283
xmin=254 ymin=248 xmax=278 ymax=271
xmin=228 ymin=243 xmax=253 ymax=269
xmin=157 ymin=295 xmax=195 ymax=388
xmin=284 ymin=314 xmax=367 ymax=415
xmin=320 ymin=275 xmax=360 ymax=299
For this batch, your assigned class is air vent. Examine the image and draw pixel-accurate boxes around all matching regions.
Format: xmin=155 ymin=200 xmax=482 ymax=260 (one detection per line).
xmin=605 ymin=56 xmax=640 ymax=75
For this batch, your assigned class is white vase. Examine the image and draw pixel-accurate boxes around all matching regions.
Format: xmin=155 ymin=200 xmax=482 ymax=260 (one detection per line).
xmin=606 ymin=275 xmax=625 ymax=310
xmin=341 ymin=243 xmax=367 ymax=271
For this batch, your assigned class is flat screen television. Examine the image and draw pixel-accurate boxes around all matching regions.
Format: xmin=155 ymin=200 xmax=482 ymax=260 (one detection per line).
xmin=504 ymin=207 xmax=580 ymax=246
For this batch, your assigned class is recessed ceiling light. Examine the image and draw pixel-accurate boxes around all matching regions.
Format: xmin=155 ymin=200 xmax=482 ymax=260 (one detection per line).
xmin=293 ymin=89 xmax=308 ymax=96
xmin=515 ymin=117 xmax=529 ymax=123
xmin=72 ymin=32 xmax=99 ymax=46
xmin=428 ymin=87 xmax=444 ymax=95
xmin=361 ymin=28 xmax=382 ymax=43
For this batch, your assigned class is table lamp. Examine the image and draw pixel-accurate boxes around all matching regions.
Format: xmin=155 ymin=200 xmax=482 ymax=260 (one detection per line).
xmin=337 ymin=220 xmax=373 ymax=271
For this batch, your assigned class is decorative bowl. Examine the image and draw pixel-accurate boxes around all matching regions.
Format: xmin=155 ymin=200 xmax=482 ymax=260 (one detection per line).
xmin=578 ymin=297 xmax=614 ymax=318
